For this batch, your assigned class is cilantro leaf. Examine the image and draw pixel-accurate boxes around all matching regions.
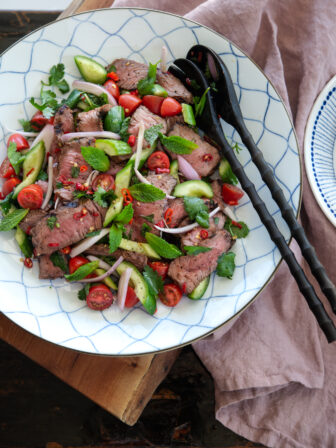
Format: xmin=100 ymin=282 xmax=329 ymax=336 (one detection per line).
xmin=30 ymin=87 xmax=59 ymax=118
xmin=224 ymin=219 xmax=249 ymax=239
xmin=129 ymin=183 xmax=165 ymax=202
xmin=114 ymin=204 xmax=134 ymax=224
xmin=0 ymin=192 xmax=14 ymax=215
xmin=50 ymin=251 xmax=69 ymax=273
xmin=73 ymin=190 xmax=93 ymax=200
xmin=19 ymin=119 xmax=35 ymax=132
xmin=47 ymin=216 xmax=57 ymax=230
xmin=43 ymin=63 xmax=70 ymax=94
xmin=184 ymin=246 xmax=211 ymax=256
xmin=71 ymin=165 xmax=80 ymax=178
xmin=109 ymin=224 xmax=123 ymax=253
xmin=137 ymin=62 xmax=158 ymax=96
xmin=144 ymin=124 xmax=163 ymax=146
xmin=7 ymin=142 xmax=25 ymax=175
xmin=143 ymin=265 xmax=164 ymax=298
xmin=65 ymin=261 xmax=99 ymax=282
xmin=93 ymin=187 xmax=116 ymax=208
xmin=37 ymin=170 xmax=48 ymax=181
xmin=217 ymin=252 xmax=236 ymax=279
xmin=159 ymin=133 xmax=198 ymax=155
xmin=183 ymin=197 xmax=209 ymax=229
xmin=78 ymin=284 xmax=90 ymax=301
xmin=56 ymin=181 xmax=64 ymax=189
xmin=0 ymin=208 xmax=29 ymax=231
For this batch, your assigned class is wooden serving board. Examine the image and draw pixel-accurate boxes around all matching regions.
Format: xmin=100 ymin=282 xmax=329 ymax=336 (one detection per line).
xmin=0 ymin=0 xmax=180 ymax=427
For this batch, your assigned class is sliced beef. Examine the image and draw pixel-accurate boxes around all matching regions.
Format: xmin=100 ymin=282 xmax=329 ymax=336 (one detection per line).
xmin=85 ymin=244 xmax=148 ymax=270
xmin=128 ymin=106 xmax=167 ymax=141
xmin=38 ymin=254 xmax=66 ymax=279
xmin=19 ymin=209 xmax=47 ymax=234
xmin=76 ymin=104 xmax=112 ymax=132
xmin=167 ymin=198 xmax=188 ymax=228
xmin=54 ymin=105 xmax=74 ymax=136
xmin=106 ymin=159 xmax=126 ymax=176
xmin=166 ymin=124 xmax=220 ymax=177
xmin=211 ymin=180 xmax=228 ymax=212
xmin=180 ymin=213 xmax=226 ymax=247
xmin=31 ymin=200 xmax=105 ymax=256
xmin=166 ymin=114 xmax=184 ymax=132
xmin=146 ymin=171 xmax=176 ymax=195
xmin=35 ymin=180 xmax=49 ymax=195
xmin=112 ymin=58 xmax=148 ymax=90
xmin=168 ymin=230 xmax=233 ymax=294
xmin=157 ymin=71 xmax=193 ymax=104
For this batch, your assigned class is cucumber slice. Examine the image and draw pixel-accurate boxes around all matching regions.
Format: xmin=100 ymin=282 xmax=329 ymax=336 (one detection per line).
xmin=170 ymin=159 xmax=179 ymax=183
xmin=104 ymin=106 xmax=125 ymax=133
xmin=94 ymin=268 xmax=117 ymax=290
xmin=119 ymin=238 xmax=161 ymax=259
xmin=188 ymin=276 xmax=210 ymax=300
xmin=173 ymin=180 xmax=213 ymax=198
xmin=150 ymin=84 xmax=168 ymax=97
xmin=103 ymin=197 xmax=123 ymax=227
xmin=129 ymin=144 xmax=156 ymax=169
xmin=74 ymin=55 xmax=107 ymax=84
xmin=15 ymin=226 xmax=33 ymax=258
xmin=182 ymin=103 xmax=196 ymax=126
xmin=116 ymin=261 xmax=156 ymax=314
xmin=219 ymin=158 xmax=238 ymax=185
xmin=114 ymin=163 xmax=133 ymax=197
xmin=13 ymin=141 xmax=45 ymax=199
xmin=96 ymin=139 xmax=132 ymax=157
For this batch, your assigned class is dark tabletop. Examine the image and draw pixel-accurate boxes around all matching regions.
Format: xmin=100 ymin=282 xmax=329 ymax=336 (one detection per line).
xmin=0 ymin=11 xmax=263 ymax=448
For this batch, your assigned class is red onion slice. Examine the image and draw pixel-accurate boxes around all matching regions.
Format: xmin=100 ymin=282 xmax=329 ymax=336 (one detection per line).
xmin=223 ymin=205 xmax=236 ymax=220
xmin=6 ymin=128 xmax=38 ymax=137
xmin=70 ymin=228 xmax=110 ymax=258
xmin=177 ymin=155 xmax=201 ymax=180
xmin=154 ymin=206 xmax=221 ymax=234
xmin=62 ymin=131 xmax=120 ymax=142
xmin=41 ymin=156 xmax=53 ymax=210
xmin=87 ymin=255 xmax=112 ymax=271
xmin=79 ymin=256 xmax=124 ymax=284
xmin=86 ymin=170 xmax=99 ymax=186
xmin=117 ymin=267 xmax=132 ymax=311
xmin=73 ymin=80 xmax=117 ymax=106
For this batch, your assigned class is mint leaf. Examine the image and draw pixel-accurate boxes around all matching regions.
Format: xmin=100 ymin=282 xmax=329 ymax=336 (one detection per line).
xmin=195 ymin=209 xmax=209 ymax=228
xmin=0 ymin=208 xmax=29 ymax=231
xmin=119 ymin=117 xmax=131 ymax=141
xmin=0 ymin=192 xmax=14 ymax=215
xmin=143 ymin=265 xmax=164 ymax=298
xmin=50 ymin=251 xmax=69 ymax=274
xmin=81 ymin=146 xmax=110 ymax=172
xmin=184 ymin=245 xmax=211 ymax=256
xmin=109 ymin=224 xmax=123 ymax=253
xmin=65 ymin=261 xmax=99 ymax=282
xmin=137 ymin=62 xmax=158 ymax=96
xmin=145 ymin=233 xmax=182 ymax=259
xmin=114 ymin=204 xmax=134 ymax=224
xmin=78 ymin=284 xmax=90 ymax=301
xmin=140 ymin=214 xmax=154 ymax=223
xmin=159 ymin=133 xmax=198 ymax=155
xmin=141 ymin=222 xmax=151 ymax=237
xmin=224 ymin=219 xmax=249 ymax=239
xmin=93 ymin=187 xmax=116 ymax=208
xmin=183 ymin=197 xmax=209 ymax=229
xmin=47 ymin=216 xmax=57 ymax=230
xmin=7 ymin=142 xmax=25 ymax=175
xmin=144 ymin=124 xmax=163 ymax=146
xmin=129 ymin=183 xmax=165 ymax=202
xmin=217 ymin=252 xmax=236 ymax=279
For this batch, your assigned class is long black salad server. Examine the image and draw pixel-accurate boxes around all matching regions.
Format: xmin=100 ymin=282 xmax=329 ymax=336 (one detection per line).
xmin=186 ymin=44 xmax=336 ymax=315
xmin=168 ymin=58 xmax=336 ymax=342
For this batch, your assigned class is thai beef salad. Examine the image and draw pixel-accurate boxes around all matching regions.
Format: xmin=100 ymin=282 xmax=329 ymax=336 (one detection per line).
xmin=0 ymin=53 xmax=249 ymax=314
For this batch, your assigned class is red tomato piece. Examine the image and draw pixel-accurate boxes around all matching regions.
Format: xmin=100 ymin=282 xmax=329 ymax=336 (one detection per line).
xmin=0 ymin=157 xmax=15 ymax=179
xmin=68 ymin=255 xmax=96 ymax=279
xmin=103 ymin=79 xmax=120 ymax=100
xmin=148 ymin=261 xmax=169 ymax=280
xmin=92 ymin=174 xmax=115 ymax=192
xmin=17 ymin=184 xmax=43 ymax=209
xmin=118 ymin=94 xmax=142 ymax=116
xmin=30 ymin=111 xmax=54 ymax=130
xmin=24 ymin=257 xmax=33 ymax=269
xmin=125 ymin=286 xmax=140 ymax=308
xmin=142 ymin=95 xmax=165 ymax=115
xmin=160 ymin=97 xmax=182 ymax=117
xmin=159 ymin=283 xmax=183 ymax=307
xmin=86 ymin=284 xmax=114 ymax=311
xmin=7 ymin=134 xmax=29 ymax=151
xmin=147 ymin=151 xmax=170 ymax=171
xmin=2 ymin=177 xmax=21 ymax=197
xmin=221 ymin=183 xmax=244 ymax=206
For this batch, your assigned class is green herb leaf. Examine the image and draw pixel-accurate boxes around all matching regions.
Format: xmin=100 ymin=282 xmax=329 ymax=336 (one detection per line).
xmin=184 ymin=245 xmax=211 ymax=256
xmin=137 ymin=62 xmax=158 ymax=96
xmin=195 ymin=209 xmax=209 ymax=228
xmin=140 ymin=214 xmax=154 ymax=223
xmin=217 ymin=251 xmax=236 ymax=279
xmin=114 ymin=204 xmax=134 ymax=224
xmin=73 ymin=190 xmax=93 ymax=200
xmin=109 ymin=224 xmax=123 ymax=253
xmin=232 ymin=142 xmax=242 ymax=154
xmin=129 ymin=183 xmax=165 ymax=202
xmin=145 ymin=233 xmax=182 ymax=259
xmin=93 ymin=187 xmax=116 ymax=208
xmin=81 ymin=146 xmax=110 ymax=172
xmin=183 ymin=197 xmax=209 ymax=229
xmin=50 ymin=251 xmax=69 ymax=274
xmin=78 ymin=284 xmax=90 ymax=301
xmin=55 ymin=181 xmax=64 ymax=189
xmin=85 ymin=230 xmax=101 ymax=238
xmin=36 ymin=170 xmax=48 ymax=181
xmin=159 ymin=133 xmax=198 ymax=155
xmin=44 ymin=63 xmax=70 ymax=94
xmin=143 ymin=265 xmax=164 ymax=298
xmin=224 ymin=219 xmax=249 ymax=239
xmin=0 ymin=208 xmax=29 ymax=231
xmin=47 ymin=216 xmax=57 ymax=230
xmin=0 ymin=192 xmax=14 ymax=215
xmin=30 ymin=87 xmax=59 ymax=118
xmin=19 ymin=119 xmax=35 ymax=132
xmin=194 ymin=87 xmax=210 ymax=117
xmin=71 ymin=165 xmax=80 ymax=178
xmin=141 ymin=222 xmax=151 ymax=237
xmin=119 ymin=117 xmax=131 ymax=142
xmin=65 ymin=260 xmax=99 ymax=282
xmin=144 ymin=124 xmax=163 ymax=146
xmin=219 ymin=158 xmax=238 ymax=185
xmin=7 ymin=142 xmax=25 ymax=175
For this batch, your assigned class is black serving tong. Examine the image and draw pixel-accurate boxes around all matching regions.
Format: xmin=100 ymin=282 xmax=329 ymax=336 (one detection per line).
xmin=169 ymin=58 xmax=336 ymax=342
xmin=187 ymin=44 xmax=336 ymax=316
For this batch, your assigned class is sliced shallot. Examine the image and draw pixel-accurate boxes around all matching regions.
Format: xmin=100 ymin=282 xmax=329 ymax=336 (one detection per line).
xmin=70 ymin=228 xmax=110 ymax=258
xmin=86 ymin=170 xmax=99 ymax=186
xmin=117 ymin=267 xmax=132 ymax=311
xmin=79 ymin=256 xmax=124 ymax=284
xmin=73 ymin=80 xmax=117 ymax=106
xmin=177 ymin=155 xmax=201 ymax=180
xmin=223 ymin=205 xmax=236 ymax=221
xmin=61 ymin=131 xmax=120 ymax=142
xmin=31 ymin=124 xmax=55 ymax=153
xmin=6 ymin=128 xmax=38 ymax=137
xmin=87 ymin=255 xmax=112 ymax=271
xmin=41 ymin=156 xmax=53 ymax=210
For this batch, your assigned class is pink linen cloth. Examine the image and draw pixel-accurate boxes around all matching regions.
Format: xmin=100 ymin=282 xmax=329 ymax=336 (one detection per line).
xmin=111 ymin=1 xmax=336 ymax=446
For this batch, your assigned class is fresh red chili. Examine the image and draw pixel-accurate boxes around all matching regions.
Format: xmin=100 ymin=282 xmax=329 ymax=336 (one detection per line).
xmin=61 ymin=246 xmax=71 ymax=255
xmin=48 ymin=243 xmax=59 ymax=248
xmin=231 ymin=220 xmax=242 ymax=229
xmin=200 ymin=229 xmax=208 ymax=239
xmin=92 ymin=211 xmax=99 ymax=217
xmin=182 ymin=283 xmax=187 ymax=294
xmin=26 ymin=168 xmax=35 ymax=177
xmin=129 ymin=217 xmax=134 ymax=225
xmin=73 ymin=208 xmax=87 ymax=220
xmin=26 ymin=226 xmax=32 ymax=236
xmin=54 ymin=147 xmax=62 ymax=153
xmin=107 ymin=71 xmax=119 ymax=81
xmin=155 ymin=167 xmax=170 ymax=174
xmin=80 ymin=165 xmax=88 ymax=172
xmin=130 ymin=89 xmax=139 ymax=96
xmin=156 ymin=220 xmax=165 ymax=228
xmin=127 ymin=135 xmax=136 ymax=146
xmin=121 ymin=188 xmax=133 ymax=205
xmin=202 ymin=153 xmax=213 ymax=162
xmin=164 ymin=208 xmax=173 ymax=226
xmin=75 ymin=182 xmax=86 ymax=191
xmin=24 ymin=257 xmax=33 ymax=269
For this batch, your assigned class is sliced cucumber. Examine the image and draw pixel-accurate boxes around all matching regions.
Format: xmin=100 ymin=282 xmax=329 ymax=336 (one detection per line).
xmin=116 ymin=261 xmax=155 ymax=314
xmin=104 ymin=106 xmax=125 ymax=133
xmin=182 ymin=103 xmax=196 ymax=126
xmin=15 ymin=226 xmax=33 ymax=258
xmin=170 ymin=159 xmax=179 ymax=183
xmin=114 ymin=163 xmax=133 ymax=197
xmin=188 ymin=276 xmax=210 ymax=300
xmin=103 ymin=197 xmax=123 ymax=227
xmin=65 ymin=89 xmax=82 ymax=109
xmin=74 ymin=55 xmax=107 ymax=84
xmin=150 ymin=84 xmax=168 ymax=97
xmin=13 ymin=141 xmax=45 ymax=199
xmin=219 ymin=158 xmax=238 ymax=185
xmin=119 ymin=238 xmax=161 ymax=259
xmin=173 ymin=180 xmax=213 ymax=198
xmin=129 ymin=144 xmax=156 ymax=169
xmin=96 ymin=139 xmax=132 ymax=157
xmin=94 ymin=268 xmax=117 ymax=290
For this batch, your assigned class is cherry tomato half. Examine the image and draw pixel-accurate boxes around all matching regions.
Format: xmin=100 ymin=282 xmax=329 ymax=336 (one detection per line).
xmin=30 ymin=111 xmax=54 ymax=130
xmin=125 ymin=286 xmax=140 ymax=308
xmin=221 ymin=183 xmax=244 ymax=206
xmin=2 ymin=177 xmax=20 ymax=197
xmin=68 ymin=256 xmax=96 ymax=279
xmin=92 ymin=174 xmax=115 ymax=192
xmin=159 ymin=283 xmax=183 ymax=307
xmin=86 ymin=284 xmax=114 ymax=311
xmin=17 ymin=184 xmax=43 ymax=209
xmin=103 ymin=79 xmax=120 ymax=100
xmin=118 ymin=94 xmax=142 ymax=116
xmin=7 ymin=134 xmax=29 ymax=151
xmin=148 ymin=261 xmax=169 ymax=280
xmin=0 ymin=157 xmax=15 ymax=179
xmin=147 ymin=151 xmax=170 ymax=171
xmin=142 ymin=95 xmax=165 ymax=115
xmin=160 ymin=97 xmax=182 ymax=117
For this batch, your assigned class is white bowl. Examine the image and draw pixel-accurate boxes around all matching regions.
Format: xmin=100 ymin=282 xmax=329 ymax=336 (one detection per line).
xmin=0 ymin=8 xmax=301 ymax=355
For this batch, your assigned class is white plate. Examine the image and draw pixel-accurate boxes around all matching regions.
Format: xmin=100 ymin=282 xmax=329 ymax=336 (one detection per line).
xmin=304 ymin=75 xmax=336 ymax=227
xmin=0 ymin=8 xmax=301 ymax=355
